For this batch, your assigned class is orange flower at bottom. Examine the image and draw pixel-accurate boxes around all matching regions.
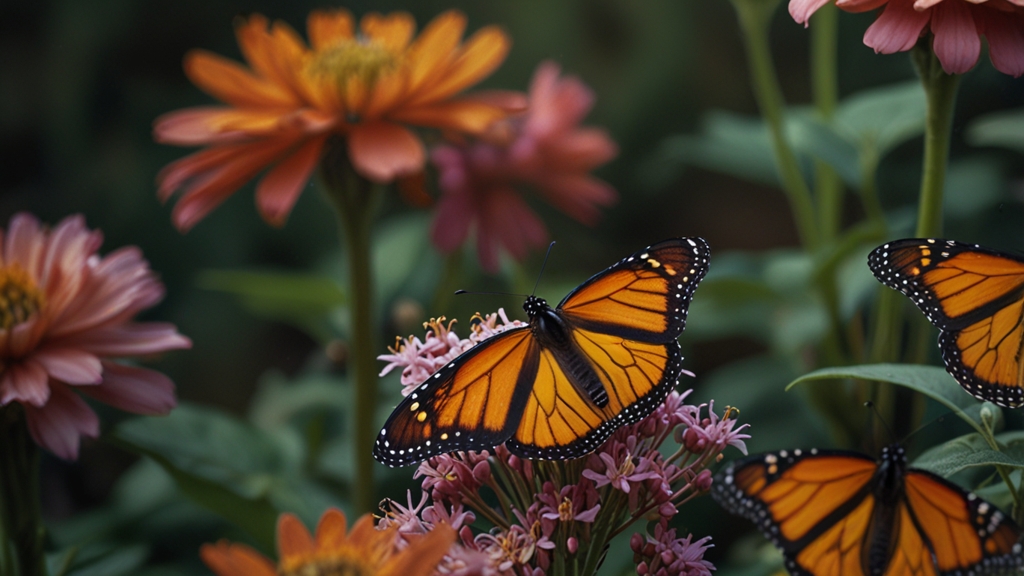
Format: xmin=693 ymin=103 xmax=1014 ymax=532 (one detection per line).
xmin=202 ymin=508 xmax=455 ymax=576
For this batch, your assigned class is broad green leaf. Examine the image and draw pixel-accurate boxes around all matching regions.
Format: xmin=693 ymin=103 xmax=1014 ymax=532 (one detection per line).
xmin=198 ymin=269 xmax=344 ymax=342
xmin=913 ymin=432 xmax=1024 ymax=477
xmin=248 ymin=372 xmax=349 ymax=430
xmin=788 ymin=113 xmax=861 ymax=188
xmin=112 ymin=404 xmax=318 ymax=548
xmin=967 ymin=107 xmax=1024 ymax=154
xmin=787 ymin=364 xmax=984 ymax=434
xmin=372 ymin=213 xmax=438 ymax=304
xmin=834 ymin=82 xmax=926 ymax=156
xmin=944 ymin=158 xmax=1004 ymax=218
xmin=62 ymin=544 xmax=148 ymax=576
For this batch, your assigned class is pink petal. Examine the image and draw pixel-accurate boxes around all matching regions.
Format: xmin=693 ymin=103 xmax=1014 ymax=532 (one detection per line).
xmin=0 ymin=359 xmax=50 ymax=406
xmin=78 ymin=362 xmax=176 ymax=415
xmin=535 ymin=174 xmax=618 ymax=225
xmin=347 ymin=121 xmax=425 ymax=183
xmin=430 ymin=190 xmax=475 ymax=253
xmin=980 ymin=7 xmax=1024 ymax=76
xmin=255 ymin=135 xmax=326 ymax=227
xmin=863 ymin=0 xmax=932 ymax=53
xmin=23 ymin=383 xmax=99 ymax=460
xmin=55 ymin=323 xmax=191 ymax=356
xmin=789 ymin=0 xmax=836 ymax=25
xmin=34 ymin=348 xmax=103 ymax=385
xmin=931 ymin=0 xmax=982 ymax=73
xmin=4 ymin=213 xmax=44 ymax=279
xmin=539 ymin=128 xmax=618 ymax=171
xmin=477 ymin=187 xmax=548 ymax=271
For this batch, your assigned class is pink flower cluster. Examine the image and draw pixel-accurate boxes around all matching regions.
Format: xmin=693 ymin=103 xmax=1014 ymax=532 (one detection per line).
xmin=631 ymin=521 xmax=715 ymax=576
xmin=378 ymin=309 xmax=749 ymax=576
xmin=429 ymin=61 xmax=619 ymax=272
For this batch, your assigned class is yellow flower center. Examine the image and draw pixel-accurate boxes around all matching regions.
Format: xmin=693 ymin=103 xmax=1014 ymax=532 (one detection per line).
xmin=309 ymin=39 xmax=398 ymax=92
xmin=0 ymin=265 xmax=42 ymax=330
xmin=558 ymin=498 xmax=574 ymax=522
xmin=281 ymin=557 xmax=372 ymax=576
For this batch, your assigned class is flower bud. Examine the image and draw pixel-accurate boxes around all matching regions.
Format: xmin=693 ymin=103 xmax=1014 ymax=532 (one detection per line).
xmin=631 ymin=533 xmax=645 ymax=553
xmin=695 ymin=469 xmax=713 ymax=492
xmin=567 ymin=536 xmax=578 ymax=554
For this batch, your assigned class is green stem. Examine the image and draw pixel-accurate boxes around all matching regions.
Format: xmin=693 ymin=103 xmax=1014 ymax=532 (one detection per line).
xmin=911 ymin=46 xmax=960 ymax=239
xmin=732 ymin=0 xmax=819 ymax=250
xmin=0 ymin=405 xmax=47 ymax=576
xmin=810 ymin=3 xmax=842 ymax=244
xmin=320 ymin=146 xmax=380 ymax=516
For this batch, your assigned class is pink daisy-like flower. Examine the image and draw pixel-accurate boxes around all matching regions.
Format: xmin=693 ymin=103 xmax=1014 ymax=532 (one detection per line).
xmin=0 ymin=213 xmax=190 ymax=460
xmin=790 ymin=0 xmax=1024 ymax=76
xmin=430 ymin=60 xmax=619 ymax=273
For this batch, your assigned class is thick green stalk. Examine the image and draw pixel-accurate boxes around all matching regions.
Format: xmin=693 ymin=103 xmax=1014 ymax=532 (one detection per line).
xmin=0 ymin=405 xmax=46 ymax=576
xmin=320 ymin=146 xmax=380 ymax=516
xmin=733 ymin=0 xmax=819 ymax=250
xmin=810 ymin=3 xmax=843 ymax=243
xmin=911 ymin=46 xmax=960 ymax=238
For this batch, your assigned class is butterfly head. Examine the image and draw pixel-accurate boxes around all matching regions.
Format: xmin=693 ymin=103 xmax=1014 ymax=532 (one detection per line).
xmin=523 ymin=295 xmax=549 ymax=319
xmin=875 ymin=444 xmax=908 ymax=504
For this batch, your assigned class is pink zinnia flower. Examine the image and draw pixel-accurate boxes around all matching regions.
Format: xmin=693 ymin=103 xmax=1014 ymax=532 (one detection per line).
xmin=0 ymin=214 xmax=190 ymax=459
xmin=430 ymin=60 xmax=619 ymax=273
xmin=790 ymin=0 xmax=1024 ymax=77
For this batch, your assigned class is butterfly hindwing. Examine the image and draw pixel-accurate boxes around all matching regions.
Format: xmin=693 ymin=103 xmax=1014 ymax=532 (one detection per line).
xmin=868 ymin=239 xmax=1024 ymax=408
xmin=506 ymin=329 xmax=682 ymax=460
xmin=558 ymin=238 xmax=710 ymax=343
xmin=373 ymin=327 xmax=537 ymax=467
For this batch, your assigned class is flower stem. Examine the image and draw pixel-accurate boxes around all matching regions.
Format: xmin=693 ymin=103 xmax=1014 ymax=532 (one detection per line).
xmin=911 ymin=45 xmax=960 ymax=238
xmin=320 ymin=145 xmax=381 ymax=516
xmin=732 ymin=0 xmax=819 ymax=250
xmin=810 ymin=2 xmax=842 ymax=244
xmin=0 ymin=405 xmax=46 ymax=576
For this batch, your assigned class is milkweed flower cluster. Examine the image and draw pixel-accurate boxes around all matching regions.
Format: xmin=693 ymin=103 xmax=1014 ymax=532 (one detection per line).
xmin=790 ymin=0 xmax=1024 ymax=77
xmin=0 ymin=213 xmax=190 ymax=460
xmin=378 ymin=311 xmax=749 ymax=576
xmin=430 ymin=61 xmax=619 ymax=272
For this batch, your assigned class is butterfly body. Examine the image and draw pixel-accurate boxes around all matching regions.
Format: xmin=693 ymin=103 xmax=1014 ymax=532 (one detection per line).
xmin=868 ymin=239 xmax=1024 ymax=407
xmin=714 ymin=445 xmax=1024 ymax=575
xmin=374 ymin=238 xmax=709 ymax=467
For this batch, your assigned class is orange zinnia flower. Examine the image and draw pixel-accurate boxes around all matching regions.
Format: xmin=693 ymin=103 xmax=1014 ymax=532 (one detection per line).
xmin=201 ymin=508 xmax=455 ymax=576
xmin=155 ymin=10 xmax=513 ymax=231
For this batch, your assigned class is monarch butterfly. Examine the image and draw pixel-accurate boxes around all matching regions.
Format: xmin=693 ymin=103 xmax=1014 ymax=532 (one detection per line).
xmin=373 ymin=238 xmax=710 ymax=468
xmin=868 ymin=239 xmax=1024 ymax=408
xmin=713 ymin=445 xmax=1024 ymax=575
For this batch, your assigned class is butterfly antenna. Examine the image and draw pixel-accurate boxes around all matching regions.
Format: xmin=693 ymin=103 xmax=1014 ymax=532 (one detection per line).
xmin=532 ymin=241 xmax=557 ymax=296
xmin=864 ymin=401 xmax=899 ymax=445
xmin=454 ymin=289 xmax=528 ymax=298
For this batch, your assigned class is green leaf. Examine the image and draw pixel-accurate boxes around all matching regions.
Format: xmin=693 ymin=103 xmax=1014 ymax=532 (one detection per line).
xmin=834 ymin=82 xmax=926 ymax=156
xmin=197 ymin=269 xmax=345 ymax=342
xmin=944 ymin=158 xmax=1005 ymax=219
xmin=61 ymin=544 xmax=149 ymax=576
xmin=111 ymin=404 xmax=323 ymax=548
xmin=788 ymin=113 xmax=861 ymax=188
xmin=967 ymin=107 xmax=1024 ymax=154
xmin=786 ymin=364 xmax=984 ymax=434
xmin=913 ymin=433 xmax=1024 ymax=477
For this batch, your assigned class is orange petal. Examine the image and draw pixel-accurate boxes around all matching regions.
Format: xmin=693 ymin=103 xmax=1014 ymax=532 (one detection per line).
xmin=345 ymin=513 xmax=381 ymax=548
xmin=307 ymin=9 xmax=355 ymax=50
xmin=200 ymin=542 xmax=277 ymax=576
xmin=168 ymin=138 xmax=299 ymax=231
xmin=154 ymin=107 xmax=296 ymax=145
xmin=184 ymin=50 xmax=296 ymax=108
xmin=314 ymin=508 xmax=348 ymax=548
xmin=255 ymin=135 xmax=326 ymax=226
xmin=360 ymin=12 xmax=416 ymax=53
xmin=348 ymin=122 xmax=425 ymax=182
xmin=379 ymin=525 xmax=456 ymax=576
xmin=156 ymin=145 xmax=240 ymax=202
xmin=277 ymin=513 xmax=315 ymax=560
xmin=390 ymin=99 xmax=506 ymax=133
xmin=362 ymin=69 xmax=409 ymax=119
xmin=405 ymin=11 xmax=466 ymax=92
xmin=408 ymin=26 xmax=510 ymax=106
xmin=466 ymin=89 xmax=529 ymax=112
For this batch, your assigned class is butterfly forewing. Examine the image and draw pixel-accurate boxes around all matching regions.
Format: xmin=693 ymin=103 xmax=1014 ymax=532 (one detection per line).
xmin=558 ymin=238 xmax=709 ymax=343
xmin=373 ymin=327 xmax=537 ymax=467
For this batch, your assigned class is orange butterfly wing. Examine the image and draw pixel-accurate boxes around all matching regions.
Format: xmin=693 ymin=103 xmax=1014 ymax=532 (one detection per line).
xmin=868 ymin=239 xmax=1024 ymax=407
xmin=559 ymin=237 xmax=709 ymax=343
xmin=902 ymin=469 xmax=1024 ymax=575
xmin=714 ymin=449 xmax=878 ymax=575
xmin=714 ymin=447 xmax=1024 ymax=575
xmin=374 ymin=327 xmax=538 ymax=467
